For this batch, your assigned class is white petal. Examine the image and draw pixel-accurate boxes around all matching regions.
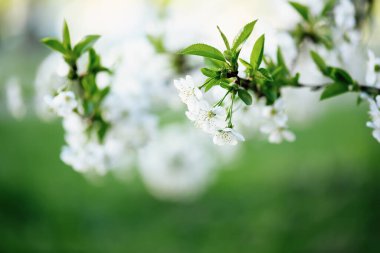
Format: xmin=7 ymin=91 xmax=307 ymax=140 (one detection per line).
xmin=283 ymin=130 xmax=296 ymax=142
xmin=372 ymin=130 xmax=380 ymax=143
xmin=269 ymin=131 xmax=282 ymax=144
xmin=230 ymin=129 xmax=245 ymax=142
xmin=186 ymin=111 xmax=198 ymax=121
xmin=213 ymin=106 xmax=226 ymax=117
xmin=376 ymin=96 xmax=380 ymax=108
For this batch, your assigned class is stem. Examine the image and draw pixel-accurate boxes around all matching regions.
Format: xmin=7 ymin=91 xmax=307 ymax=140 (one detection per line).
xmin=68 ymin=62 xmax=79 ymax=81
xmin=214 ymin=90 xmax=231 ymax=107
xmin=227 ymin=92 xmax=235 ymax=128
xmin=227 ymin=68 xmax=380 ymax=97
xmin=295 ymin=82 xmax=380 ymax=96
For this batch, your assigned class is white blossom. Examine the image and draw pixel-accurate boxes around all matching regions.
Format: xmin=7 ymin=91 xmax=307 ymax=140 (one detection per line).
xmin=60 ymin=114 xmax=108 ymax=175
xmin=45 ymin=91 xmax=78 ymax=117
xmin=186 ymin=100 xmax=226 ymax=134
xmin=174 ymin=75 xmax=203 ymax=110
xmin=138 ymin=125 xmax=216 ymax=201
xmin=213 ymin=128 xmax=245 ymax=146
xmin=260 ymin=123 xmax=296 ymax=144
xmin=5 ymin=77 xmax=26 ymax=119
xmin=110 ymin=39 xmax=176 ymax=107
xmin=334 ymin=0 xmax=356 ymax=31
xmin=235 ymin=96 xmax=267 ymax=136
xmin=366 ymin=50 xmax=380 ymax=88
xmin=260 ymin=99 xmax=296 ymax=144
xmin=60 ymin=108 xmax=157 ymax=175
xmin=366 ymin=95 xmax=380 ymax=143
xmin=34 ymin=53 xmax=69 ymax=120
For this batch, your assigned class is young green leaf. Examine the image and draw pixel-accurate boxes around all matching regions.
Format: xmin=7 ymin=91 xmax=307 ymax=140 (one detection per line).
xmin=289 ymin=1 xmax=310 ymax=21
xmin=238 ymin=89 xmax=253 ymax=105
xmin=321 ymin=0 xmax=337 ymax=16
xmin=239 ymin=58 xmax=252 ymax=70
xmin=250 ymin=34 xmax=265 ymax=70
xmin=277 ymin=47 xmax=289 ymax=74
xmin=255 ymin=68 xmax=273 ymax=81
xmin=320 ymin=82 xmax=349 ymax=100
xmin=41 ymin=38 xmax=67 ymax=54
xmin=180 ymin=43 xmax=225 ymax=62
xmin=147 ymin=34 xmax=166 ymax=53
xmin=310 ymin=51 xmax=328 ymax=74
xmin=62 ymin=21 xmax=72 ymax=50
xmin=330 ymin=68 xmax=353 ymax=84
xmin=201 ymin=68 xmax=219 ymax=78
xmin=220 ymin=81 xmax=232 ymax=90
xmin=232 ymin=20 xmax=258 ymax=52
xmin=204 ymin=58 xmax=226 ymax=68
xmin=271 ymin=66 xmax=284 ymax=77
xmin=204 ymin=78 xmax=220 ymax=92
xmin=217 ymin=26 xmax=230 ymax=51
xmin=74 ymin=35 xmax=101 ymax=57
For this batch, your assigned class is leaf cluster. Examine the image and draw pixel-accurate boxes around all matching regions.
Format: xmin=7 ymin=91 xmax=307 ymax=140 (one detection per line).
xmin=288 ymin=0 xmax=336 ymax=50
xmin=42 ymin=21 xmax=112 ymax=141
xmin=180 ymin=20 xmax=300 ymax=106
xmin=310 ymin=51 xmax=356 ymax=100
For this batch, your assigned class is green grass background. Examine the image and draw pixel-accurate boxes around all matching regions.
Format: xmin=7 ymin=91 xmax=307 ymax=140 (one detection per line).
xmin=0 ymin=98 xmax=379 ymax=252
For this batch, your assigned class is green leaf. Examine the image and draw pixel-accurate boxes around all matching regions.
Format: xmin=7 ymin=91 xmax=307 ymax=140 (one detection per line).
xmin=310 ymin=51 xmax=328 ymax=74
xmin=319 ymin=34 xmax=334 ymax=50
xmin=217 ymin=26 xmax=230 ymax=50
xmin=232 ymin=20 xmax=258 ymax=52
xmin=238 ymin=89 xmax=253 ymax=105
xmin=320 ymin=83 xmax=349 ymax=100
xmin=204 ymin=58 xmax=226 ymax=68
xmin=239 ymin=58 xmax=252 ymax=69
xmin=147 ymin=34 xmax=166 ymax=53
xmin=201 ymin=68 xmax=219 ymax=78
xmin=220 ymin=80 xmax=232 ymax=90
xmin=204 ymin=78 xmax=220 ymax=92
xmin=263 ymin=89 xmax=278 ymax=105
xmin=321 ymin=0 xmax=337 ymax=16
xmin=271 ymin=66 xmax=284 ymax=77
xmin=250 ymin=34 xmax=265 ymax=70
xmin=330 ymin=68 xmax=353 ymax=84
xmin=62 ymin=21 xmax=71 ymax=50
xmin=180 ymin=43 xmax=225 ymax=62
xmin=89 ymin=48 xmax=99 ymax=67
xmin=289 ymin=1 xmax=310 ymax=21
xmin=277 ymin=47 xmax=289 ymax=74
xmin=255 ymin=68 xmax=273 ymax=81
xmin=99 ymin=86 xmax=111 ymax=101
xmin=290 ymin=73 xmax=301 ymax=86
xmin=74 ymin=35 xmax=101 ymax=57
xmin=41 ymin=38 xmax=66 ymax=54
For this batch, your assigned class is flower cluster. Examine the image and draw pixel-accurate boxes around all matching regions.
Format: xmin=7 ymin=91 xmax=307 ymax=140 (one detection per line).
xmin=45 ymin=90 xmax=78 ymax=117
xmin=260 ymin=99 xmax=296 ymax=144
xmin=175 ymin=20 xmax=299 ymax=146
xmin=364 ymin=50 xmax=380 ymax=143
xmin=366 ymin=95 xmax=380 ymax=143
xmin=174 ymin=76 xmax=245 ymax=145
xmin=288 ymin=0 xmax=360 ymax=57
xmin=366 ymin=50 xmax=380 ymax=88
xmin=138 ymin=124 xmax=220 ymax=201
xmin=40 ymin=22 xmax=157 ymax=175
xmin=175 ymin=1 xmax=380 ymax=146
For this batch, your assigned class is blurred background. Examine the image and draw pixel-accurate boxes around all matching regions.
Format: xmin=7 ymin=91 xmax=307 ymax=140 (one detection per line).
xmin=1 ymin=0 xmax=380 ymax=252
